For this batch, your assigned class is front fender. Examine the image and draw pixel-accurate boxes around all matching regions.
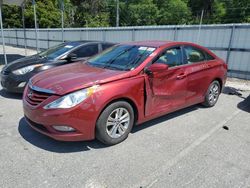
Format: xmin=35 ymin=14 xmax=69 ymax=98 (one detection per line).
xmin=92 ymin=75 xmax=145 ymax=125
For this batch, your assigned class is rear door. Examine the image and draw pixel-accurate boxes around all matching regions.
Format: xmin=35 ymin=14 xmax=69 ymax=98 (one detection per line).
xmin=183 ymin=45 xmax=214 ymax=105
xmin=145 ymin=46 xmax=188 ymax=116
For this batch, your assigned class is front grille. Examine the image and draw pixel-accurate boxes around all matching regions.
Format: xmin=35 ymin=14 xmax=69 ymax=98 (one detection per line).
xmin=26 ymin=117 xmax=48 ymax=132
xmin=25 ymin=87 xmax=52 ymax=106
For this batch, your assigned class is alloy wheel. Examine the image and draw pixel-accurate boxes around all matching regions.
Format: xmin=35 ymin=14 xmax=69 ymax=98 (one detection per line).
xmin=208 ymin=83 xmax=219 ymax=104
xmin=106 ymin=108 xmax=130 ymax=139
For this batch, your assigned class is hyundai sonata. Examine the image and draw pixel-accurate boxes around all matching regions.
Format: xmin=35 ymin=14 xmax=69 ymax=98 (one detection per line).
xmin=23 ymin=41 xmax=227 ymax=145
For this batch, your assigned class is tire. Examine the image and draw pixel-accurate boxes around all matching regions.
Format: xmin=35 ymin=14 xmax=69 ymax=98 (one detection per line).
xmin=202 ymin=80 xmax=221 ymax=107
xmin=96 ymin=101 xmax=134 ymax=145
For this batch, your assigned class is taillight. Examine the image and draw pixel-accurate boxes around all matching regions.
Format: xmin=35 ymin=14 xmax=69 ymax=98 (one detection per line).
xmin=223 ymin=62 xmax=228 ymax=70
xmin=220 ymin=59 xmax=228 ymax=70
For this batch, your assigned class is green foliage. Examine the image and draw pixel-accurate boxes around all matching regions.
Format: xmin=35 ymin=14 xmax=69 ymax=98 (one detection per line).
xmin=24 ymin=1 xmax=61 ymax=28
xmin=188 ymin=0 xmax=250 ymax=24
xmin=2 ymin=5 xmax=22 ymax=28
xmin=157 ymin=0 xmax=191 ymax=25
xmin=1 ymin=0 xmax=249 ymax=28
xmin=223 ymin=0 xmax=250 ymax=23
xmin=209 ymin=1 xmax=226 ymax=24
xmin=126 ymin=0 xmax=159 ymax=26
xmin=70 ymin=0 xmax=110 ymax=27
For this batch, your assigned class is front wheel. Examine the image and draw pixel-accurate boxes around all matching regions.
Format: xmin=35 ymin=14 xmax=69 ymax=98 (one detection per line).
xmin=96 ymin=101 xmax=134 ymax=145
xmin=202 ymin=80 xmax=221 ymax=107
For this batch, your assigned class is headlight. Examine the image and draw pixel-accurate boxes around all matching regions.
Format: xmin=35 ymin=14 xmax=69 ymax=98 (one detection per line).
xmin=44 ymin=85 xmax=99 ymax=109
xmin=12 ymin=64 xmax=43 ymax=75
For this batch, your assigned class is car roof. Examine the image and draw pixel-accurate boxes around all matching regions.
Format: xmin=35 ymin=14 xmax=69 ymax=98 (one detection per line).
xmin=122 ymin=41 xmax=174 ymax=48
xmin=63 ymin=41 xmax=115 ymax=46
xmin=121 ymin=41 xmax=213 ymax=52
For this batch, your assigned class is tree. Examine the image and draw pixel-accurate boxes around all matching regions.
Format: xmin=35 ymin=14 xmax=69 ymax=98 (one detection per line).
xmin=1 ymin=0 xmax=250 ymax=28
xmin=209 ymin=0 xmax=226 ymax=24
xmin=223 ymin=0 xmax=250 ymax=23
xmin=188 ymin=0 xmax=214 ymax=23
xmin=70 ymin=0 xmax=110 ymax=27
xmin=52 ymin=0 xmax=76 ymax=27
xmin=2 ymin=0 xmax=74 ymax=28
xmin=126 ymin=0 xmax=159 ymax=26
xmin=24 ymin=1 xmax=61 ymax=28
xmin=157 ymin=0 xmax=191 ymax=25
xmin=2 ymin=5 xmax=22 ymax=28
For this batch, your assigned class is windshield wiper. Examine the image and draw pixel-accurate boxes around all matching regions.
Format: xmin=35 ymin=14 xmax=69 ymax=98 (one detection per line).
xmin=88 ymin=61 xmax=128 ymax=71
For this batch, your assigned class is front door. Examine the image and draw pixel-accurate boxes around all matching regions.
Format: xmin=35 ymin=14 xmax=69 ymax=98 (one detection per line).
xmin=145 ymin=46 xmax=188 ymax=116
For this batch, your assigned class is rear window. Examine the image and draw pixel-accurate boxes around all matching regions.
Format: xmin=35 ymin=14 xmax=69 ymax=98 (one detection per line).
xmin=154 ymin=47 xmax=183 ymax=67
xmin=184 ymin=46 xmax=206 ymax=64
xmin=205 ymin=52 xmax=215 ymax=61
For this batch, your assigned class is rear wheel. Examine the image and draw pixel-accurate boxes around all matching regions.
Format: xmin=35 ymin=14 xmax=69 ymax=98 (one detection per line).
xmin=96 ymin=101 xmax=134 ymax=145
xmin=202 ymin=80 xmax=221 ymax=107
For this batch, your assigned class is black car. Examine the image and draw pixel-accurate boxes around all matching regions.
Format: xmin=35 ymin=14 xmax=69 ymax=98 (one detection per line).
xmin=0 ymin=41 xmax=115 ymax=93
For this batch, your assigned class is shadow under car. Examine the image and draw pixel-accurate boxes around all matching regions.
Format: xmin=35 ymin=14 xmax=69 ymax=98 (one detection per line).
xmin=19 ymin=104 xmax=201 ymax=152
xmin=0 ymin=89 xmax=23 ymax=100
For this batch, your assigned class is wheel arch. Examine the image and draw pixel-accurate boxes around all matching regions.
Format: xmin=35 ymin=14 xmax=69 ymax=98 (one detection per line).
xmin=96 ymin=97 xmax=139 ymax=126
xmin=213 ymin=77 xmax=223 ymax=93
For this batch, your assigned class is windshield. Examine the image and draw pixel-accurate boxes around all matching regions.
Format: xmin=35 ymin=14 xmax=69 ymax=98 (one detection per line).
xmin=87 ymin=45 xmax=156 ymax=71
xmin=39 ymin=43 xmax=79 ymax=60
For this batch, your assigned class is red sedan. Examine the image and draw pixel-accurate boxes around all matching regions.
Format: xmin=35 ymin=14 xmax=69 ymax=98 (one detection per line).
xmin=23 ymin=41 xmax=227 ymax=145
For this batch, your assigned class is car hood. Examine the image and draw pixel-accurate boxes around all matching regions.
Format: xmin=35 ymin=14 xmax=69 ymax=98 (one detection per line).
xmin=3 ymin=54 xmax=52 ymax=72
xmin=30 ymin=62 xmax=131 ymax=95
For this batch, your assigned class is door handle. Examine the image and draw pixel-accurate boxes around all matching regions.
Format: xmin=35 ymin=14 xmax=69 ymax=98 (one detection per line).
xmin=177 ymin=73 xmax=187 ymax=80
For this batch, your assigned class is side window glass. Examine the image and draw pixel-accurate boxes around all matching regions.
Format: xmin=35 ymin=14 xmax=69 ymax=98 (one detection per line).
xmin=154 ymin=47 xmax=182 ymax=67
xmin=184 ymin=46 xmax=206 ymax=64
xmin=206 ymin=52 xmax=215 ymax=61
xmin=73 ymin=44 xmax=98 ymax=58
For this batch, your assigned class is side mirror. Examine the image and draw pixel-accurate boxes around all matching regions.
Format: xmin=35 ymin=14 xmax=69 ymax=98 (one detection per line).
xmin=66 ymin=53 xmax=77 ymax=61
xmin=145 ymin=63 xmax=168 ymax=75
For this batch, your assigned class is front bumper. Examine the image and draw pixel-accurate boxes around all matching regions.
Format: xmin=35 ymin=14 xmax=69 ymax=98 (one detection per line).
xmin=22 ymin=88 xmax=99 ymax=141
xmin=25 ymin=116 xmax=89 ymax=141
xmin=0 ymin=72 xmax=32 ymax=93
